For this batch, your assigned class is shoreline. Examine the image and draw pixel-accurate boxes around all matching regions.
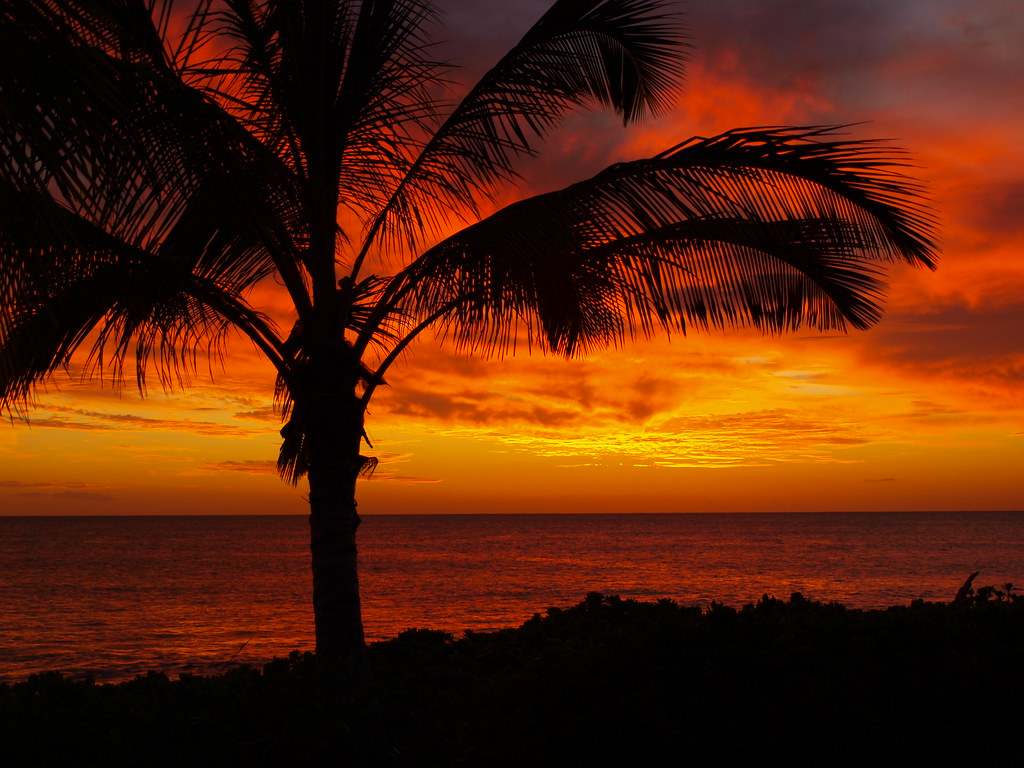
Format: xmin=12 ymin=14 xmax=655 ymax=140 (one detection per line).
xmin=4 ymin=588 xmax=1023 ymax=764
xmin=1 ymin=574 xmax=1010 ymax=687
xmin=2 ymin=585 xmax=991 ymax=688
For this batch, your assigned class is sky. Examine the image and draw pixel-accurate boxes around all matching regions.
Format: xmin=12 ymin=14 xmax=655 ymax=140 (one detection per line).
xmin=2 ymin=0 xmax=1022 ymax=516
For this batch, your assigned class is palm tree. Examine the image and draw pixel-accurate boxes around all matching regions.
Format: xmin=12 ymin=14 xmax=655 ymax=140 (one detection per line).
xmin=0 ymin=0 xmax=936 ymax=661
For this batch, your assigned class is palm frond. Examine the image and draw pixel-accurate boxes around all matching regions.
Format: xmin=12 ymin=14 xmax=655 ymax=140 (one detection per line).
xmin=276 ymin=416 xmax=308 ymax=485
xmin=0 ymin=159 xmax=293 ymax=405
xmin=1 ymin=1 xmax=317 ymax=394
xmin=342 ymin=275 xmax=406 ymax=345
xmin=0 ymin=182 xmax=285 ymax=410
xmin=395 ymin=126 xmax=938 ymax=356
xmin=3 ymin=0 xmax=315 ymax=306
xmin=206 ymin=1 xmax=443 ymax=229
xmin=358 ymin=0 xmax=688 ymax=259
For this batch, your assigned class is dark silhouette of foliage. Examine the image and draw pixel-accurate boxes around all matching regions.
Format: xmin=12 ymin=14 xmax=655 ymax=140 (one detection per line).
xmin=2 ymin=589 xmax=1022 ymax=766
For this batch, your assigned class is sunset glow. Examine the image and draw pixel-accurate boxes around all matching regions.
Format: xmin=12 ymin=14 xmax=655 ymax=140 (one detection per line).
xmin=2 ymin=0 xmax=1022 ymax=516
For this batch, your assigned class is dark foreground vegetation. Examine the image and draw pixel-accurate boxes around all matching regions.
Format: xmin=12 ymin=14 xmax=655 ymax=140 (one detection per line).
xmin=3 ymin=583 xmax=1023 ymax=766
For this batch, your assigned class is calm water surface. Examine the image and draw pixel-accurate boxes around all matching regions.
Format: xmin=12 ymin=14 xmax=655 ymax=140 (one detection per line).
xmin=1 ymin=511 xmax=1022 ymax=683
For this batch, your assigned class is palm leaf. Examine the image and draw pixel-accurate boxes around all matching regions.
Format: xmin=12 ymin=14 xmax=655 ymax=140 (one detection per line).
xmin=0 ymin=1 xmax=317 ymax=403
xmin=3 ymin=0 xmax=314 ymax=302
xmin=206 ymin=1 xmax=443 ymax=241
xmin=358 ymin=0 xmax=689 ymax=258
xmin=0 ymin=183 xmax=284 ymax=407
xmin=394 ymin=126 xmax=938 ymax=355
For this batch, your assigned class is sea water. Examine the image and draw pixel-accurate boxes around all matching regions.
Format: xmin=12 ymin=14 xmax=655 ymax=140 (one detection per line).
xmin=1 ymin=511 xmax=1022 ymax=683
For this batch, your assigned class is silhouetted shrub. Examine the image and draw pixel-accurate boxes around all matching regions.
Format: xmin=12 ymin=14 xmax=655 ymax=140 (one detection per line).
xmin=3 ymin=588 xmax=1024 ymax=765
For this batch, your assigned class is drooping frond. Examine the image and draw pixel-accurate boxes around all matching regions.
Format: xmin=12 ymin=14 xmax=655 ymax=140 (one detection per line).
xmin=0 ymin=0 xmax=306 ymax=408
xmin=358 ymin=0 xmax=688 ymax=259
xmin=0 ymin=181 xmax=284 ymax=408
xmin=275 ymin=416 xmax=377 ymax=486
xmin=3 ymin=1 xmax=311 ymax=275
xmin=395 ymin=126 xmax=938 ymax=356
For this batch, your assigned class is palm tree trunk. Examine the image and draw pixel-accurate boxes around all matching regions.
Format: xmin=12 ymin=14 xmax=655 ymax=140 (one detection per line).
xmin=304 ymin=387 xmax=367 ymax=662
xmin=308 ymin=469 xmax=365 ymax=660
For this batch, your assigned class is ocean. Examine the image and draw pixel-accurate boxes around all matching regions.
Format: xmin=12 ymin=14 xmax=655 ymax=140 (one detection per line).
xmin=2 ymin=511 xmax=1022 ymax=684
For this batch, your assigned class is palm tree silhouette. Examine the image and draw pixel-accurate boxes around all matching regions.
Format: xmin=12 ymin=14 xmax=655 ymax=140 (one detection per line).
xmin=0 ymin=0 xmax=936 ymax=660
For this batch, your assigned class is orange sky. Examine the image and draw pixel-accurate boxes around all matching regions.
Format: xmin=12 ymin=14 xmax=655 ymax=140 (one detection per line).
xmin=2 ymin=0 xmax=1022 ymax=515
